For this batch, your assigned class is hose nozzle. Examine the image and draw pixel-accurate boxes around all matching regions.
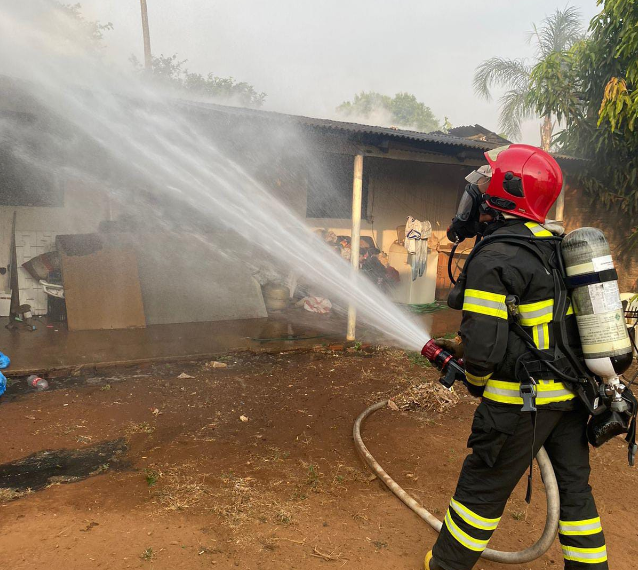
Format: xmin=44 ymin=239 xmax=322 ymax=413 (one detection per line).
xmin=421 ymin=339 xmax=466 ymax=389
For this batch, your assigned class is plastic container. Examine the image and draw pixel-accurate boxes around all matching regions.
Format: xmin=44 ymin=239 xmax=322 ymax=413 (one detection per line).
xmin=263 ymin=285 xmax=290 ymax=311
xmin=26 ymin=375 xmax=49 ymax=391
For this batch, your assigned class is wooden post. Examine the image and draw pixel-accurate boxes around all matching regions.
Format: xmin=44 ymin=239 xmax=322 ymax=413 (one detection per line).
xmin=347 ymin=153 xmax=364 ymax=341
xmin=140 ymin=0 xmax=152 ymax=70
xmin=8 ymin=211 xmax=19 ymax=318
xmin=554 ymin=176 xmax=566 ymax=223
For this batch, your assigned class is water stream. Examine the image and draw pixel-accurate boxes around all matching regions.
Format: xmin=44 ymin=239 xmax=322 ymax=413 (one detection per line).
xmin=0 ymin=2 xmax=432 ymax=352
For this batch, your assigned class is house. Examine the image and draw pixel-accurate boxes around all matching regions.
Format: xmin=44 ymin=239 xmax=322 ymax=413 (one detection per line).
xmin=0 ymin=74 xmax=633 ymax=358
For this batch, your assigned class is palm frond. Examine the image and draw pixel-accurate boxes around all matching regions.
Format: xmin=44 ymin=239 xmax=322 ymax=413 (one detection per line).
xmin=473 ymin=58 xmax=532 ymax=101
xmin=530 ymin=6 xmax=583 ymax=57
xmin=498 ymin=88 xmax=535 ymax=141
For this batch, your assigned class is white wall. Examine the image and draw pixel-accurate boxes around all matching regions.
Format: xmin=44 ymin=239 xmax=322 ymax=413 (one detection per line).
xmin=0 ymin=178 xmax=111 ymax=307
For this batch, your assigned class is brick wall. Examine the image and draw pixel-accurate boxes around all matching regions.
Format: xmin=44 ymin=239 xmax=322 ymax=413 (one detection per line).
xmin=563 ymin=185 xmax=637 ymax=292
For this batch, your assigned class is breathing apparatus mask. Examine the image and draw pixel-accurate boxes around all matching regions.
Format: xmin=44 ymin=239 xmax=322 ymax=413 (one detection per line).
xmin=447 ymin=183 xmax=487 ymax=243
xmin=446 ymin=166 xmax=497 ymax=244
xmin=446 ymin=166 xmax=500 ymax=291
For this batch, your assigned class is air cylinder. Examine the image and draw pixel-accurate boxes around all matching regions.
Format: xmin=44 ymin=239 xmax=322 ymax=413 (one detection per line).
xmin=561 ymin=227 xmax=633 ymax=383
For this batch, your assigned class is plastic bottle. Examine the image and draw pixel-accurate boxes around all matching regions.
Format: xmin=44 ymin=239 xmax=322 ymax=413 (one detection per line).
xmin=26 ymin=375 xmax=49 ymax=391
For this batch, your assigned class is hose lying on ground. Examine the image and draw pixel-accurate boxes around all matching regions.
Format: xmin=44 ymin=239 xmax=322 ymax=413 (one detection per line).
xmin=353 ymin=400 xmax=560 ymax=564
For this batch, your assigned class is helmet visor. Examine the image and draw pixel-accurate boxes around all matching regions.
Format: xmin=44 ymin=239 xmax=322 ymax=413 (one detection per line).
xmin=455 ymin=190 xmax=476 ymax=222
xmin=464 ymin=165 xmax=492 ymax=184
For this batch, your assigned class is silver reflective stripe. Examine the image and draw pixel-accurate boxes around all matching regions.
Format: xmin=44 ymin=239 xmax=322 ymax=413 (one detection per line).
xmin=484 ymin=385 xmax=573 ymax=400
xmin=444 ymin=511 xmax=488 ymax=552
xmin=520 ymin=305 xmax=553 ymax=320
xmin=450 ymin=499 xmax=500 ymax=531
xmin=464 ymin=295 xmax=507 ymax=313
xmin=559 ymin=519 xmax=603 ymax=535
xmin=484 ymin=385 xmax=520 ymax=398
xmin=525 ymin=222 xmax=553 ymax=237
xmin=538 ymin=389 xmax=574 ymax=399
xmin=534 ymin=324 xmax=548 ymax=350
xmin=562 ymin=545 xmax=607 ymax=562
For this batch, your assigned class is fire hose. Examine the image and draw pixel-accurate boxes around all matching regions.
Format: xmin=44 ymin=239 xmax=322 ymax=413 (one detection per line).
xmin=353 ymin=400 xmax=560 ymax=564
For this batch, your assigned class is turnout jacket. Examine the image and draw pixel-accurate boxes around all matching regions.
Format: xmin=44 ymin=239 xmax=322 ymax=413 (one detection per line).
xmin=459 ymin=219 xmax=581 ymax=409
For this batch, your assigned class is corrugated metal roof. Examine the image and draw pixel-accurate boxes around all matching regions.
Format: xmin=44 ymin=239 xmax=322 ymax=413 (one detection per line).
xmin=174 ymin=100 xmax=504 ymax=152
xmin=175 ymin=101 xmax=586 ymax=164
xmin=444 ymin=124 xmax=511 ymax=146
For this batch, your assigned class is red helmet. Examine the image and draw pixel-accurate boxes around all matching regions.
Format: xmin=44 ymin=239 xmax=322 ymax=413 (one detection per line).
xmin=484 ymin=144 xmax=563 ymax=223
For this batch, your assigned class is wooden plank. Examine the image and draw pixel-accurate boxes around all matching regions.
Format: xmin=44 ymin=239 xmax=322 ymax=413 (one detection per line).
xmin=60 ymin=238 xmax=146 ymax=331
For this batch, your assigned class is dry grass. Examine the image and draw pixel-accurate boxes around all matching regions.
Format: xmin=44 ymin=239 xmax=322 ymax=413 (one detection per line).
xmin=329 ymin=463 xmax=369 ymax=488
xmin=125 ymin=421 xmax=155 ymax=436
xmin=212 ymin=474 xmax=257 ymax=528
xmin=391 ymin=380 xmax=459 ymax=413
xmin=151 ymin=463 xmax=207 ymax=511
xmin=209 ymin=471 xmax=309 ymax=537
xmin=145 ymin=458 xmax=307 ymax=533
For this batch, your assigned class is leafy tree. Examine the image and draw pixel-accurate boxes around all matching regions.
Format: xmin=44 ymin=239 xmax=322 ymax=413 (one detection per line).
xmin=528 ymin=0 xmax=638 ymax=226
xmin=52 ymin=2 xmax=265 ymax=107
xmin=131 ymin=53 xmax=266 ymax=108
xmin=473 ymin=6 xmax=583 ymax=148
xmin=336 ymin=91 xmax=440 ymax=132
xmin=51 ymin=1 xmax=113 ymax=51
xmin=440 ymin=116 xmax=453 ymax=134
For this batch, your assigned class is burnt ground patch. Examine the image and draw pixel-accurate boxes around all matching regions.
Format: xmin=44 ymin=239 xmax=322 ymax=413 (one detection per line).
xmin=0 ymin=438 xmax=128 ymax=493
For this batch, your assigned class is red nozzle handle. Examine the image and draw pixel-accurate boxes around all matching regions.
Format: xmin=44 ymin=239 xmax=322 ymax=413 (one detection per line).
xmin=422 ymin=339 xmax=443 ymax=361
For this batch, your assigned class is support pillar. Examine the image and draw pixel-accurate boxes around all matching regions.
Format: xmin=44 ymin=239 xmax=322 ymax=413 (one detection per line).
xmin=346 ymin=152 xmax=364 ymax=341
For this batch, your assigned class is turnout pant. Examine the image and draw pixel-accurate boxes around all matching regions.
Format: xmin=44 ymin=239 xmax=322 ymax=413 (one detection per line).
xmin=432 ymin=401 xmax=607 ymax=570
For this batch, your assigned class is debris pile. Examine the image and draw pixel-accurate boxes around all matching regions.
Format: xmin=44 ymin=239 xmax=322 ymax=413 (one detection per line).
xmin=389 ymin=381 xmax=459 ymax=413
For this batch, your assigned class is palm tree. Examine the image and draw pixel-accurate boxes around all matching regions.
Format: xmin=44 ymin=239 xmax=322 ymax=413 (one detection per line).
xmin=473 ymin=7 xmax=583 ymax=150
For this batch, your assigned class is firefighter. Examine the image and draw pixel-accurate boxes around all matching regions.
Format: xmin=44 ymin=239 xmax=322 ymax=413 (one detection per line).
xmin=425 ymin=145 xmax=608 ymax=570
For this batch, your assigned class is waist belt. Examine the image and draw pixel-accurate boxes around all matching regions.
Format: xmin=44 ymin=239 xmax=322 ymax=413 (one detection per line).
xmin=523 ymin=356 xmax=577 ymax=381
xmin=483 ymin=379 xmax=576 ymax=406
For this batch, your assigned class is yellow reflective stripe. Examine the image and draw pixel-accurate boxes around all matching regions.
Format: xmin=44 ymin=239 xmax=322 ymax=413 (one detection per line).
xmin=519 ymin=298 xmax=554 ymax=326
xmin=465 ymin=289 xmax=506 ymax=303
xmin=537 ymin=393 xmax=577 ymax=404
xmin=466 ymin=371 xmax=492 ymax=387
xmin=444 ymin=510 xmax=490 ymax=552
xmin=559 ymin=517 xmax=603 ymax=536
xmin=450 ymin=499 xmax=500 ymax=531
xmin=483 ymin=379 xmax=576 ymax=405
xmin=532 ymin=323 xmax=550 ymax=350
xmin=463 ymin=289 xmax=508 ymax=320
xmin=519 ymin=299 xmax=554 ymax=312
xmin=525 ymin=221 xmax=553 ymax=237
xmin=562 ymin=545 xmax=607 ymax=564
xmin=566 ymin=302 xmax=574 ymax=316
xmin=463 ymin=304 xmax=509 ymax=319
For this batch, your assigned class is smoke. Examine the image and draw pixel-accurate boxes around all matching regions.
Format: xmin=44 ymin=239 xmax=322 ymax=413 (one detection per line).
xmin=0 ymin=0 xmax=432 ymax=351
xmin=332 ymin=106 xmax=415 ymax=132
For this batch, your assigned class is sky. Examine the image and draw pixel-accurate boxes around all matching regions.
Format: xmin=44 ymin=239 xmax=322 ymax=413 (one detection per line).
xmin=80 ymin=0 xmax=602 ymax=145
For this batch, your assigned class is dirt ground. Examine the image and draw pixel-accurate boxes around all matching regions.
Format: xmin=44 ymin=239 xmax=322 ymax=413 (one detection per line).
xmin=0 ymin=349 xmax=637 ymax=570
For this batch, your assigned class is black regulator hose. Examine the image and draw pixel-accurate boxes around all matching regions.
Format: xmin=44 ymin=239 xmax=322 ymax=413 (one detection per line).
xmin=447 ymin=241 xmax=460 ymax=285
xmin=353 ymin=401 xmax=561 ymax=564
xmin=448 ymin=235 xmax=482 ymax=286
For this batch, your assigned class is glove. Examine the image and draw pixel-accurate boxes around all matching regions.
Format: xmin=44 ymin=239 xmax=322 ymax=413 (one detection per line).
xmin=0 ymin=352 xmax=9 ymax=369
xmin=434 ymin=337 xmax=464 ymax=359
xmin=0 ymin=371 xmax=6 ymax=397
